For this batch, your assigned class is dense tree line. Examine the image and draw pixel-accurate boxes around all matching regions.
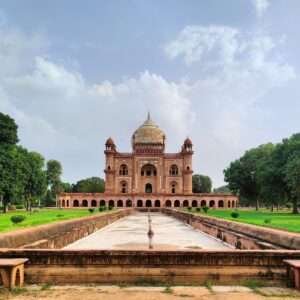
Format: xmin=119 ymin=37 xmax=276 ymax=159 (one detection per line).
xmin=224 ymin=133 xmax=300 ymax=213
xmin=213 ymin=185 xmax=231 ymax=193
xmin=192 ymin=174 xmax=212 ymax=193
xmin=0 ymin=113 xmax=63 ymax=212
xmin=72 ymin=177 xmax=105 ymax=193
xmin=0 ymin=113 xmax=106 ymax=212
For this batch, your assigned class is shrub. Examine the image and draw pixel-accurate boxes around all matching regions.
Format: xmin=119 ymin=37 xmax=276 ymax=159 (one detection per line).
xmin=99 ymin=206 xmax=104 ymax=212
xmin=286 ymin=202 xmax=292 ymax=209
xmin=202 ymin=206 xmax=209 ymax=213
xmin=264 ymin=218 xmax=272 ymax=224
xmin=103 ymin=206 xmax=107 ymax=211
xmin=163 ymin=286 xmax=173 ymax=294
xmin=16 ymin=205 xmax=24 ymax=209
xmin=187 ymin=207 xmax=192 ymax=211
xmin=231 ymin=211 xmax=239 ymax=218
xmin=243 ymin=279 xmax=264 ymax=289
xmin=56 ymin=214 xmax=64 ymax=218
xmin=196 ymin=207 xmax=201 ymax=212
xmin=10 ymin=215 xmax=26 ymax=224
xmin=88 ymin=208 xmax=95 ymax=213
xmin=108 ymin=206 xmax=113 ymax=210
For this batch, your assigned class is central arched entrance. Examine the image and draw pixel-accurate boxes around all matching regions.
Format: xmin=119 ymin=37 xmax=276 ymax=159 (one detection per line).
xmin=141 ymin=164 xmax=157 ymax=177
xmin=146 ymin=199 xmax=152 ymax=207
xmin=145 ymin=183 xmax=152 ymax=193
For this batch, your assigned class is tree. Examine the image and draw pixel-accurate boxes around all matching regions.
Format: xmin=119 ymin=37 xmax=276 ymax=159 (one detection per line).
xmin=22 ymin=151 xmax=47 ymax=210
xmin=72 ymin=177 xmax=105 ymax=193
xmin=224 ymin=143 xmax=274 ymax=210
xmin=285 ymin=156 xmax=300 ymax=214
xmin=61 ymin=182 xmax=73 ymax=193
xmin=0 ymin=113 xmax=20 ymax=212
xmin=0 ymin=113 xmax=18 ymax=145
xmin=224 ymin=134 xmax=300 ymax=212
xmin=0 ymin=113 xmax=59 ymax=211
xmin=192 ymin=174 xmax=212 ymax=193
xmin=213 ymin=185 xmax=231 ymax=193
xmin=0 ymin=146 xmax=19 ymax=212
xmin=255 ymin=145 xmax=285 ymax=211
xmin=46 ymin=160 xmax=63 ymax=206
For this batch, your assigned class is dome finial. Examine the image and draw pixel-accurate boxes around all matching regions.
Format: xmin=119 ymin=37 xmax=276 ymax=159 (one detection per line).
xmin=147 ymin=111 xmax=151 ymax=121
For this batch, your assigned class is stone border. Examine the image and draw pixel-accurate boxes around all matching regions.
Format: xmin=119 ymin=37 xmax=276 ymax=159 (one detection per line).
xmin=163 ymin=209 xmax=300 ymax=250
xmin=0 ymin=209 xmax=133 ymax=249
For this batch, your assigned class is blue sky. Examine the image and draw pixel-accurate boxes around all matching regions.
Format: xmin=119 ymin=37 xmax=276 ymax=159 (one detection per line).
xmin=0 ymin=0 xmax=299 ymax=187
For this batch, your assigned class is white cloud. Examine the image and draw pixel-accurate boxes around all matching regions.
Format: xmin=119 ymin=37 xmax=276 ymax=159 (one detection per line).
xmin=0 ymin=27 xmax=195 ymax=184
xmin=165 ymin=25 xmax=239 ymax=66
xmin=0 ymin=21 xmax=296 ymax=188
xmin=165 ymin=25 xmax=295 ymax=85
xmin=164 ymin=24 xmax=296 ymax=185
xmin=252 ymin=0 xmax=270 ymax=17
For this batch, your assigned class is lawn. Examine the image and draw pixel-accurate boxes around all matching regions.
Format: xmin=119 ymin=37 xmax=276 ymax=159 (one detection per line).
xmin=0 ymin=208 xmax=109 ymax=233
xmin=190 ymin=209 xmax=300 ymax=233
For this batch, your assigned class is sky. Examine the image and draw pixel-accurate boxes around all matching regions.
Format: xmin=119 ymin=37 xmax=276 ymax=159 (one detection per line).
xmin=0 ymin=0 xmax=299 ymax=188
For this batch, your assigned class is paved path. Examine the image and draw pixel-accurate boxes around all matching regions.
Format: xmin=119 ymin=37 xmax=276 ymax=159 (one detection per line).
xmin=2 ymin=285 xmax=300 ymax=300
xmin=65 ymin=212 xmax=231 ymax=250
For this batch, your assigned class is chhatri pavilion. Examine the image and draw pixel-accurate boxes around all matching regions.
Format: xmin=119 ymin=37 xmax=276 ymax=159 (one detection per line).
xmin=58 ymin=114 xmax=238 ymax=208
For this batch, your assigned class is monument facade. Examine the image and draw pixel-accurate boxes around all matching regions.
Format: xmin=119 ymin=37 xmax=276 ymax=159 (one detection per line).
xmin=59 ymin=114 xmax=238 ymax=208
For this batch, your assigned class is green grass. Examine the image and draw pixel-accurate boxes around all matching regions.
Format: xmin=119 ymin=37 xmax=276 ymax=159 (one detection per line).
xmin=190 ymin=208 xmax=300 ymax=233
xmin=0 ymin=208 xmax=110 ymax=233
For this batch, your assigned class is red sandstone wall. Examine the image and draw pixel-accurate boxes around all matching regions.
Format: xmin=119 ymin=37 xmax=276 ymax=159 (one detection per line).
xmin=0 ymin=249 xmax=300 ymax=285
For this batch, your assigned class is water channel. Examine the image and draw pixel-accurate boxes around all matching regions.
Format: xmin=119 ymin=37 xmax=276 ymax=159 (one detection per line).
xmin=65 ymin=212 xmax=232 ymax=250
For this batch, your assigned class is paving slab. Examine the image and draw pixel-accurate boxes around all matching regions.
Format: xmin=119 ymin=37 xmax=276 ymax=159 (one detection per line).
xmin=257 ymin=287 xmax=300 ymax=297
xmin=212 ymin=285 xmax=252 ymax=293
xmin=123 ymin=286 xmax=164 ymax=292
xmin=172 ymin=286 xmax=210 ymax=297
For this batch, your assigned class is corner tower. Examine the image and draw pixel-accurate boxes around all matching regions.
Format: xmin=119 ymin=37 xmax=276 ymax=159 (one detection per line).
xmin=104 ymin=137 xmax=117 ymax=194
xmin=181 ymin=138 xmax=194 ymax=194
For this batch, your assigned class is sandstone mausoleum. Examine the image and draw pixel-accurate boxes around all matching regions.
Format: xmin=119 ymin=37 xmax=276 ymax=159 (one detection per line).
xmin=58 ymin=114 xmax=238 ymax=208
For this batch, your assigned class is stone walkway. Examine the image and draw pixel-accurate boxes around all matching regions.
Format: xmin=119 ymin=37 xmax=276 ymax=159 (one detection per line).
xmin=1 ymin=285 xmax=300 ymax=300
xmin=65 ymin=212 xmax=231 ymax=250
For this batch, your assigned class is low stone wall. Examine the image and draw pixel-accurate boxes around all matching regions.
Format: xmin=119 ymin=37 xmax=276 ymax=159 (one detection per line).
xmin=0 ymin=249 xmax=300 ymax=285
xmin=0 ymin=209 xmax=133 ymax=249
xmin=162 ymin=209 xmax=300 ymax=250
